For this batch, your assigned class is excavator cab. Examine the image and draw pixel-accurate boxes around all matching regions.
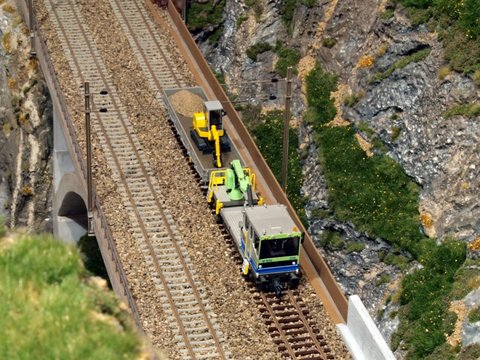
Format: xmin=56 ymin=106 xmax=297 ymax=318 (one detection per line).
xmin=191 ymin=100 xmax=231 ymax=168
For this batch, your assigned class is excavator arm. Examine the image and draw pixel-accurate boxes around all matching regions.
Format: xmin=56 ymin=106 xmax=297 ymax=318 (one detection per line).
xmin=211 ymin=125 xmax=222 ymax=168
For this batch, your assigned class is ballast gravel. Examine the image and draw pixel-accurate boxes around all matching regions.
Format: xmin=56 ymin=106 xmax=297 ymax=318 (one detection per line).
xmin=34 ymin=0 xmax=350 ymax=358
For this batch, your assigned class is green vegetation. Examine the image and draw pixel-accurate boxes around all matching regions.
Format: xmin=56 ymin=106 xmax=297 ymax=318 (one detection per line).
xmin=78 ymin=235 xmax=110 ymax=283
xmin=246 ymin=41 xmax=272 ymax=62
xmin=376 ymin=273 xmax=391 ymax=286
xmin=315 ymin=126 xmax=423 ymax=253
xmin=0 ymin=232 xmax=141 ymax=359
xmin=242 ymin=107 xmax=306 ymax=224
xmin=346 ymin=241 xmax=365 ymax=253
xmin=458 ymin=344 xmax=480 ymax=360
xmin=304 ymin=64 xmax=338 ymax=129
xmin=322 ymin=37 xmax=336 ymax=48
xmin=280 ymin=0 xmax=298 ymax=32
xmin=208 ymin=25 xmax=224 ymax=45
xmin=443 ymin=103 xmax=480 ymax=118
xmin=245 ymin=0 xmax=263 ymax=20
xmin=320 ymin=230 xmax=345 ymax=250
xmin=394 ymin=0 xmax=480 ymax=73
xmin=390 ymin=126 xmax=402 ymax=141
xmin=301 ymin=0 xmax=317 ymax=7
xmin=449 ymin=258 xmax=480 ymax=300
xmin=393 ymin=239 xmax=466 ymax=359
xmin=379 ymin=8 xmax=395 ymax=20
xmin=237 ymin=14 xmax=248 ymax=27
xmin=304 ymin=63 xmax=476 ymax=357
xmin=246 ymin=42 xmax=301 ymax=76
xmin=383 ymin=252 xmax=410 ymax=270
xmin=274 ymin=43 xmax=301 ymax=77
xmin=468 ymin=305 xmax=480 ymax=323
xmin=186 ymin=0 xmax=225 ymax=32
xmin=370 ymin=47 xmax=431 ymax=83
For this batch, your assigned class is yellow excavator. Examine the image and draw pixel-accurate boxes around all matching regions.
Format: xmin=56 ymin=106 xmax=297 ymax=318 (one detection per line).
xmin=190 ymin=100 xmax=231 ymax=168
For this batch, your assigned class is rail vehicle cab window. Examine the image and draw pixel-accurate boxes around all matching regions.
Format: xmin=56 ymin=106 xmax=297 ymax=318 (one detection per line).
xmin=259 ymin=237 xmax=300 ymax=259
xmin=209 ymin=110 xmax=223 ymax=130
xmin=254 ymin=233 xmax=260 ymax=253
xmin=249 ymin=223 xmax=254 ymax=242
xmin=243 ymin=213 xmax=249 ymax=231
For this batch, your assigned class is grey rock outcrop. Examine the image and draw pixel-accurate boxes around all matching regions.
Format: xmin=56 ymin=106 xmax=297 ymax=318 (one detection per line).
xmin=0 ymin=3 xmax=53 ymax=231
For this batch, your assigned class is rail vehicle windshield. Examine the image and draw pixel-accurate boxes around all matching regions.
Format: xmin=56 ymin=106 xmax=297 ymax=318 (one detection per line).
xmin=259 ymin=237 xmax=300 ymax=259
xmin=209 ymin=110 xmax=223 ymax=130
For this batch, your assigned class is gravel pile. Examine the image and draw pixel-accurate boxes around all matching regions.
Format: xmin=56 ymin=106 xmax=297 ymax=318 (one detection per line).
xmin=170 ymin=90 xmax=204 ymax=118
xmin=35 ymin=0 xmax=350 ymax=358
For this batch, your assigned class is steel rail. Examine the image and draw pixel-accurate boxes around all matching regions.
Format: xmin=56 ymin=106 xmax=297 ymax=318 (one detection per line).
xmin=15 ymin=0 xmax=144 ymax=332
xmin=37 ymin=0 xmax=229 ymax=357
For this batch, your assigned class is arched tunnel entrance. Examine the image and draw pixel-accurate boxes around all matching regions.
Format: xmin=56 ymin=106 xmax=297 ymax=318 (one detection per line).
xmin=57 ymin=191 xmax=88 ymax=242
xmin=57 ymin=191 xmax=109 ymax=283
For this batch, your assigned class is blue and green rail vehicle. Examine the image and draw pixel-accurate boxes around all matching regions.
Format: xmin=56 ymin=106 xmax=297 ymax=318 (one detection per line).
xmin=164 ymin=87 xmax=303 ymax=296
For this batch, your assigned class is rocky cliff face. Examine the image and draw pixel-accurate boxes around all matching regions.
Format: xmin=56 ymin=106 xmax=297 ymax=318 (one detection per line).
xmin=193 ymin=0 xmax=480 ymax=341
xmin=0 ymin=1 xmax=52 ymax=232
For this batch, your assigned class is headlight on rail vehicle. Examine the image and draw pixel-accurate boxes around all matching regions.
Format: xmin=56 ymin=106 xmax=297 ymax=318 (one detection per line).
xmin=292 ymin=261 xmax=296 ymax=265
xmin=258 ymin=265 xmax=262 ymax=269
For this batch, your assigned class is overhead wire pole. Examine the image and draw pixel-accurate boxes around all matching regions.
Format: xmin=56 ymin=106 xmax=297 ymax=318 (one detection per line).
xmin=28 ymin=0 xmax=36 ymax=57
xmin=84 ymin=82 xmax=94 ymax=236
xmin=281 ymin=66 xmax=293 ymax=191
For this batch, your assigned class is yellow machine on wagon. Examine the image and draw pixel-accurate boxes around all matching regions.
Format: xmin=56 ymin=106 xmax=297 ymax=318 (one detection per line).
xmin=190 ymin=100 xmax=231 ymax=168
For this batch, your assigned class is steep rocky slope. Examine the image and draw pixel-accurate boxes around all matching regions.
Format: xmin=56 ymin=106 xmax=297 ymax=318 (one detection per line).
xmin=193 ymin=0 xmax=480 ymax=351
xmin=0 ymin=0 xmax=52 ymax=231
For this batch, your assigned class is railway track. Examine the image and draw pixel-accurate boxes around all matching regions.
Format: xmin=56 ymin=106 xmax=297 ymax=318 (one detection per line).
xmin=42 ymin=0 xmax=230 ymax=358
xmin=104 ymin=3 xmax=344 ymax=355
xmin=253 ymin=290 xmax=335 ymax=360
xmin=29 ymin=0 xmax=351 ymax=357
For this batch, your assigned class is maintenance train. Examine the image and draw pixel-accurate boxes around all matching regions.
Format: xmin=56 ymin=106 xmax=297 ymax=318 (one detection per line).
xmin=163 ymin=87 xmax=302 ymax=296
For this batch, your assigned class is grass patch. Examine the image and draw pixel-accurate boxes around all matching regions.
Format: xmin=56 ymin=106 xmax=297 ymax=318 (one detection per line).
xmin=396 ymin=0 xmax=480 ymax=73
xmin=306 ymin=63 xmax=423 ymax=253
xmin=208 ymin=25 xmax=223 ymax=45
xmin=280 ymin=0 xmax=298 ymax=32
xmin=370 ymin=47 xmax=431 ymax=83
xmin=304 ymin=62 xmax=474 ymax=358
xmin=468 ymin=306 xmax=480 ymax=323
xmin=245 ymin=0 xmax=263 ymax=20
xmin=394 ymin=239 xmax=466 ymax=358
xmin=304 ymin=64 xmax=338 ymax=130
xmin=0 ymin=235 xmax=142 ymax=359
xmin=315 ymin=126 xmax=423 ymax=253
xmin=379 ymin=8 xmax=394 ymax=20
xmin=322 ymin=37 xmax=336 ymax=48
xmin=237 ymin=14 xmax=248 ymax=27
xmin=243 ymin=108 xmax=307 ymax=225
xmin=390 ymin=126 xmax=402 ymax=141
xmin=449 ymin=259 xmax=480 ymax=300
xmin=274 ymin=43 xmax=301 ymax=77
xmin=443 ymin=103 xmax=480 ymax=119
xmin=376 ymin=273 xmax=391 ymax=286
xmin=246 ymin=41 xmax=272 ymax=62
xmin=346 ymin=241 xmax=365 ymax=253
xmin=186 ymin=0 xmax=225 ymax=32
xmin=320 ymin=230 xmax=345 ymax=250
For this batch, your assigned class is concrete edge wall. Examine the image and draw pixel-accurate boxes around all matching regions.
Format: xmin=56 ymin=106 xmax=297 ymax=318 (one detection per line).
xmin=337 ymin=295 xmax=395 ymax=360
